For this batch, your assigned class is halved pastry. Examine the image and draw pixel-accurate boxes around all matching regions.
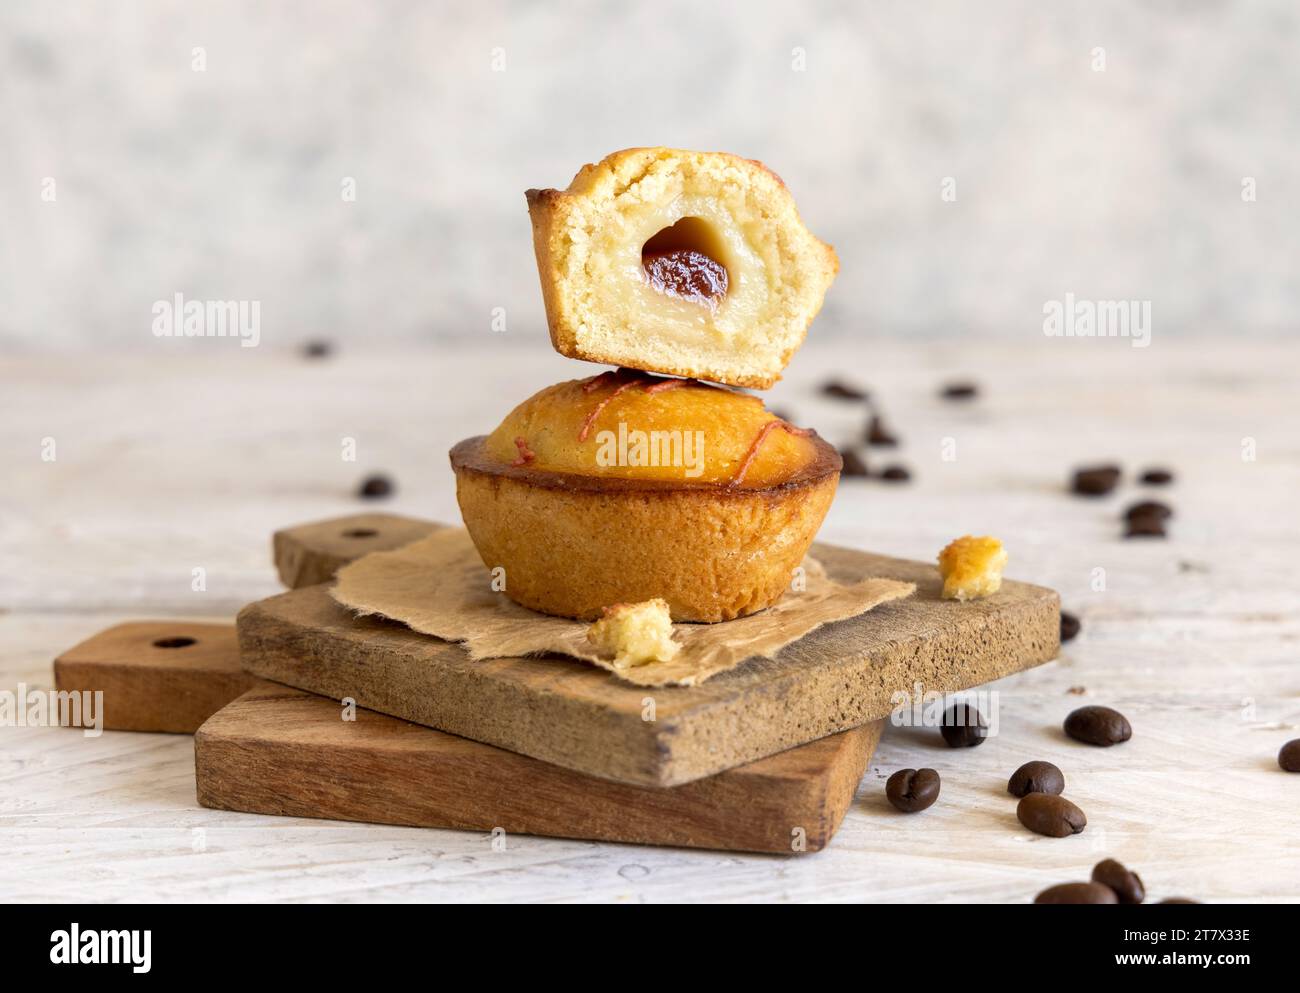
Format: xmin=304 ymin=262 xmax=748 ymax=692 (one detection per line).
xmin=450 ymin=370 xmax=841 ymax=621
xmin=526 ymin=148 xmax=838 ymax=390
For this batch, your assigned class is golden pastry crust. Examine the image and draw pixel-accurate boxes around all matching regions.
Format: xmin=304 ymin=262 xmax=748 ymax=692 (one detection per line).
xmin=937 ymin=535 xmax=1008 ymax=601
xmin=450 ymin=433 xmax=840 ymax=622
xmin=527 ymin=148 xmax=838 ymax=389
xmin=483 ymin=370 xmax=825 ymax=489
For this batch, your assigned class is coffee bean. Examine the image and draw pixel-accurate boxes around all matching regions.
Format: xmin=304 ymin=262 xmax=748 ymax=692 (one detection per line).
xmin=879 ymin=464 xmax=911 ymax=482
xmin=1017 ymin=793 xmax=1087 ymax=837
xmin=839 ymin=448 xmax=869 ymax=477
xmin=865 ymin=415 xmax=899 ymax=447
xmin=1007 ymin=761 xmax=1065 ymax=798
xmin=941 ymin=702 xmax=988 ymax=748
xmin=1065 ymin=706 xmax=1132 ymax=746
xmin=1124 ymin=500 xmax=1172 ymax=522
xmin=1139 ymin=468 xmax=1174 ymax=485
xmin=1034 ymin=882 xmax=1117 ymax=904
xmin=821 ymin=380 xmax=868 ymax=401
xmin=940 ymin=382 xmax=979 ymax=400
xmin=1092 ymin=858 xmax=1145 ymax=904
xmin=301 ymin=339 xmax=333 ymax=359
xmin=1125 ymin=513 xmax=1167 ymax=539
xmin=886 ymin=768 xmax=940 ymax=813
xmin=358 ymin=474 xmax=395 ymax=499
xmin=1060 ymin=611 xmax=1081 ymax=642
xmin=1071 ymin=464 xmax=1121 ymax=497
xmin=1279 ymin=739 xmax=1300 ymax=772
xmin=1159 ymin=898 xmax=1200 ymax=904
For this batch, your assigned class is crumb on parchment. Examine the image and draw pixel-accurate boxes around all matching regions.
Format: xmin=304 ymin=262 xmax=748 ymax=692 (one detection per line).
xmin=586 ymin=598 xmax=681 ymax=667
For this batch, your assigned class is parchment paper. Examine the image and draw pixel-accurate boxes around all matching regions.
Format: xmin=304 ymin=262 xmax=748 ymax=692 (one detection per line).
xmin=331 ymin=528 xmax=915 ymax=687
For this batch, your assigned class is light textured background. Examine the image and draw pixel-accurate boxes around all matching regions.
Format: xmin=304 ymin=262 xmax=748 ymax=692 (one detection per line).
xmin=3 ymin=0 xmax=1297 ymax=353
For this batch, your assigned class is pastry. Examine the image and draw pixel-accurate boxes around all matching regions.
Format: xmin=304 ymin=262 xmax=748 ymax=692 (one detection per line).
xmin=450 ymin=370 xmax=841 ymax=621
xmin=586 ymin=599 xmax=680 ymax=667
xmin=937 ymin=535 xmax=1007 ymax=601
xmin=526 ymin=148 xmax=838 ymax=389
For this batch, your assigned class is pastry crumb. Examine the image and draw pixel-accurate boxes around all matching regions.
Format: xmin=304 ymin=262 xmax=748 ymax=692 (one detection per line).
xmin=937 ymin=535 xmax=1007 ymax=601
xmin=586 ymin=598 xmax=680 ymax=667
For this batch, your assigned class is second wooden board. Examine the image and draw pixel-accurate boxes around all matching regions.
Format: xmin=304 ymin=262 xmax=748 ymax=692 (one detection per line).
xmin=239 ymin=536 xmax=1059 ymax=787
xmin=196 ymin=684 xmax=883 ymax=854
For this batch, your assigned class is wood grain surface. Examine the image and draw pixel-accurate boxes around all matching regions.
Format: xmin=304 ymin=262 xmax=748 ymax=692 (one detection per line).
xmin=46 ymin=615 xmax=880 ymax=852
xmin=239 ymin=542 xmax=1059 ymax=786
xmin=53 ymin=621 xmax=258 ymax=733
xmin=5 ymin=342 xmax=1298 ymax=902
xmin=273 ymin=513 xmax=437 ymax=588
xmin=196 ymin=684 xmax=883 ymax=854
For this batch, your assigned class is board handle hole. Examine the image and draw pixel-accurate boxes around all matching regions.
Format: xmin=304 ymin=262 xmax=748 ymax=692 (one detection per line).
xmin=342 ymin=528 xmax=379 ymax=538
xmin=153 ymin=636 xmax=197 ymax=649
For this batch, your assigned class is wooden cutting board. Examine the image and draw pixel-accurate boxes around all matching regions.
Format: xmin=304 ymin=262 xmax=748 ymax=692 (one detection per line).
xmin=54 ymin=621 xmax=258 ymax=733
xmin=242 ymin=516 xmax=1060 ymax=787
xmin=273 ymin=513 xmax=437 ymax=588
xmin=196 ymin=683 xmax=884 ymax=854
xmin=49 ymin=617 xmax=883 ymax=852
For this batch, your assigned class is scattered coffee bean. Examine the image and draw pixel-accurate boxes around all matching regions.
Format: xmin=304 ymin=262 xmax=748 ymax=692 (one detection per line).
xmin=940 ymin=382 xmax=978 ymax=400
xmin=1159 ymin=898 xmax=1200 ymax=904
xmin=1065 ymin=705 xmax=1132 ymax=746
xmin=941 ymin=702 xmax=988 ymax=748
xmin=885 ymin=768 xmax=941 ymax=813
xmin=1139 ymin=468 xmax=1174 ymax=485
xmin=301 ymin=339 xmax=333 ymax=359
xmin=1125 ymin=514 xmax=1167 ymax=539
xmin=1017 ymin=793 xmax=1087 ymax=837
xmin=358 ymin=474 xmax=395 ymax=499
xmin=1279 ymin=739 xmax=1300 ymax=772
xmin=1124 ymin=500 xmax=1172 ymax=522
xmin=821 ymin=380 xmax=868 ymax=401
xmin=1092 ymin=858 xmax=1145 ymax=904
xmin=839 ymin=449 xmax=869 ymax=477
xmin=878 ymin=464 xmax=911 ymax=482
xmin=1034 ymin=882 xmax=1117 ymax=904
xmin=1071 ymin=464 xmax=1122 ymax=497
xmin=1060 ymin=611 xmax=1081 ymax=642
xmin=1007 ymin=761 xmax=1065 ymax=798
xmin=865 ymin=415 xmax=899 ymax=446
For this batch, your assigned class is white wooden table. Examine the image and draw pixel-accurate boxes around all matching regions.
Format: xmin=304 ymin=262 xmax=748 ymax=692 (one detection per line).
xmin=3 ymin=339 xmax=1297 ymax=903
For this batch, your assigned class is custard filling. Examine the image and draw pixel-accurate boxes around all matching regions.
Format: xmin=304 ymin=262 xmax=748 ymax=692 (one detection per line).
xmin=587 ymin=194 xmax=766 ymax=350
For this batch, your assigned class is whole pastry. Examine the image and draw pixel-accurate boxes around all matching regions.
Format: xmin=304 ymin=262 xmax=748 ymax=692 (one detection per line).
xmin=451 ymin=370 xmax=840 ymax=621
